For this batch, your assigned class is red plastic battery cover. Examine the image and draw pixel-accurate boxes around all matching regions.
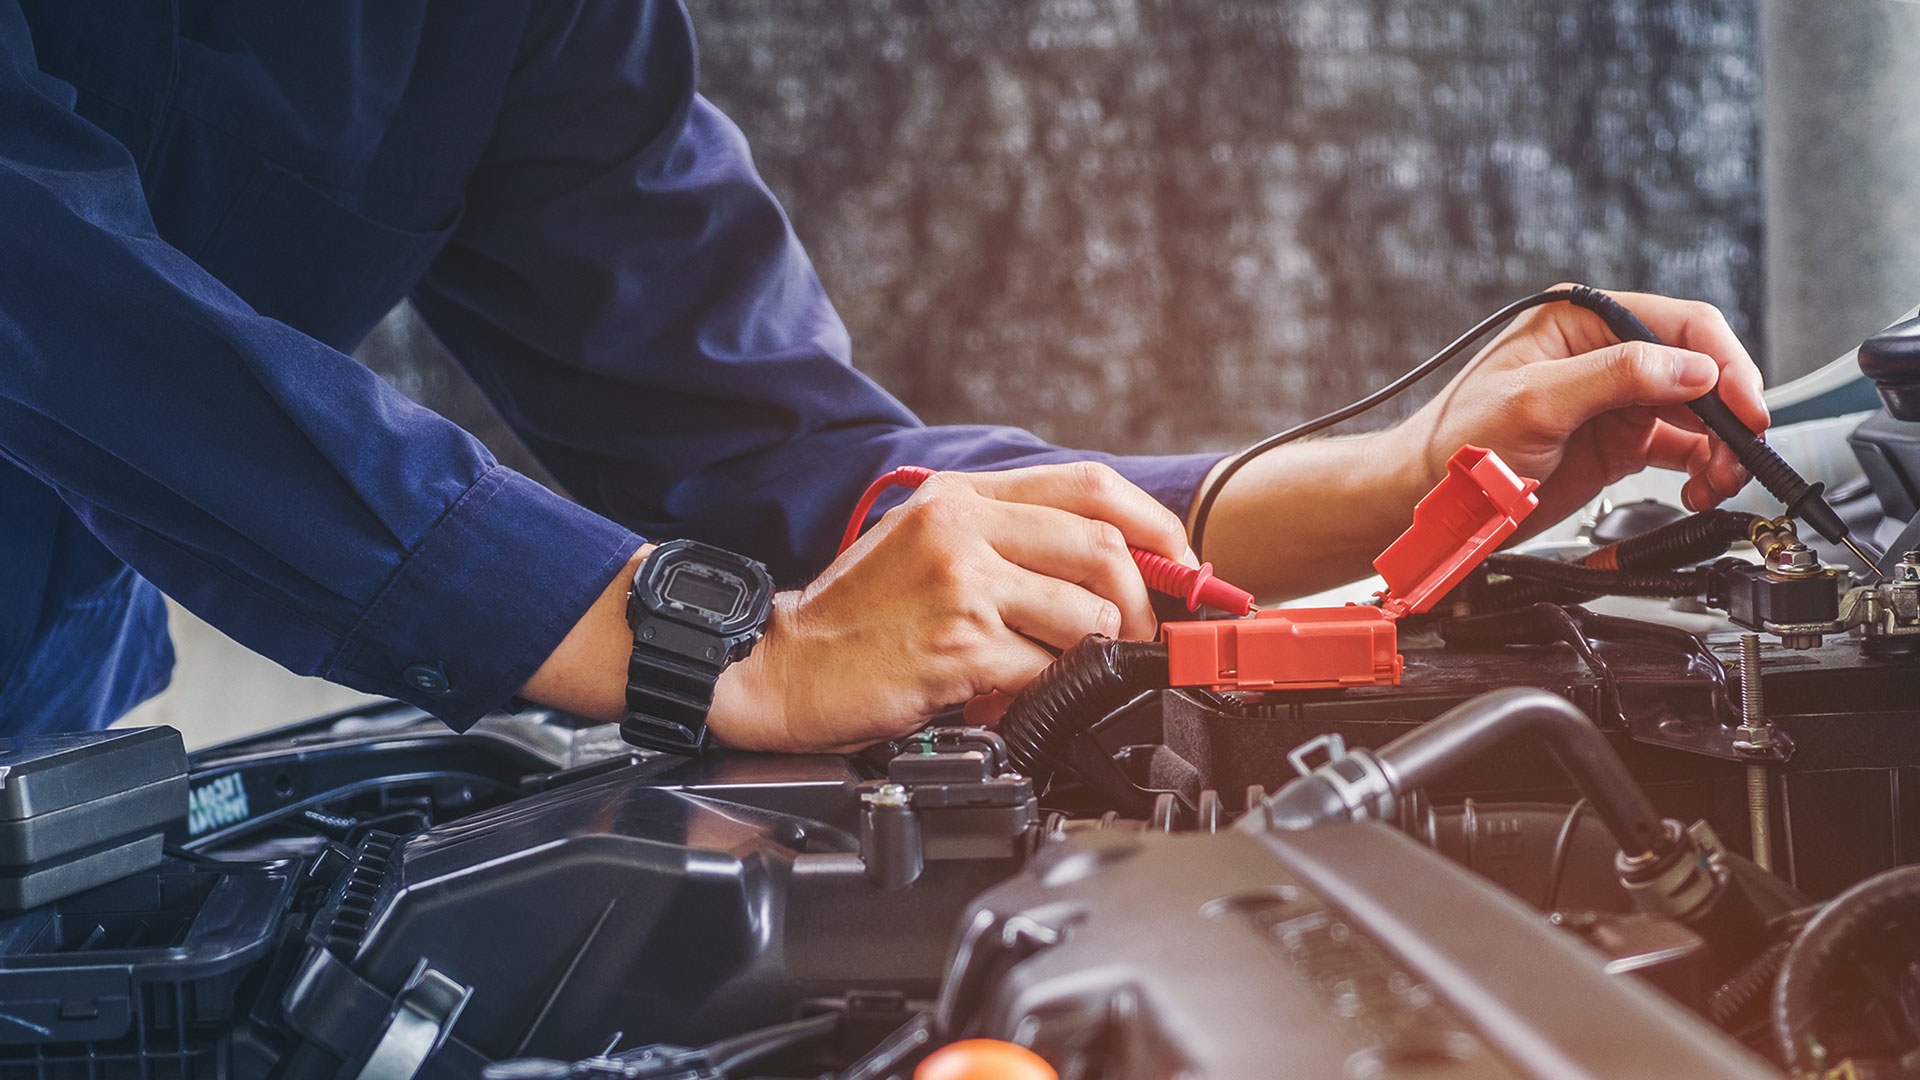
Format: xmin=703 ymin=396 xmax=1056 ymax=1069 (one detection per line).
xmin=1161 ymin=445 xmax=1538 ymax=692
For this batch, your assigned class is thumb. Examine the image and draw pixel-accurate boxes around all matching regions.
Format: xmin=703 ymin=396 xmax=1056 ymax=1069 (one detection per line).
xmin=1526 ymin=341 xmax=1719 ymax=421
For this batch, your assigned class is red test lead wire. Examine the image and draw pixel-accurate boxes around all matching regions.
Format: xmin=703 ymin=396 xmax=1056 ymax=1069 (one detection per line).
xmin=837 ymin=466 xmax=1256 ymax=617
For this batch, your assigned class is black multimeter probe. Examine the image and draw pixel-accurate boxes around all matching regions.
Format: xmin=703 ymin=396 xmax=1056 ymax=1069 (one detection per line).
xmin=1188 ymin=285 xmax=1876 ymax=575
xmin=1561 ymin=285 xmax=1876 ymax=572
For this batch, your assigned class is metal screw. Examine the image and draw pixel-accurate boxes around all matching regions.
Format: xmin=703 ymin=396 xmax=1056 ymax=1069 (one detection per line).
xmin=1734 ymin=633 xmax=1775 ymax=873
xmin=1899 ymin=551 xmax=1920 ymax=583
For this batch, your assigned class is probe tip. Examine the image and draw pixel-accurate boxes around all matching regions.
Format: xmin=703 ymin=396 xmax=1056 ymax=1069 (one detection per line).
xmin=1841 ymin=535 xmax=1881 ymax=578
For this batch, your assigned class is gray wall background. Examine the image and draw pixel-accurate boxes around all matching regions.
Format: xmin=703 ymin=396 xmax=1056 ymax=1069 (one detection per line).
xmin=684 ymin=0 xmax=1764 ymax=454
xmin=362 ymin=0 xmax=1768 ymax=463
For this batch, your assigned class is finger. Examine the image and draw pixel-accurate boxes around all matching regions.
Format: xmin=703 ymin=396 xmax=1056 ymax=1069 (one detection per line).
xmin=964 ymin=691 xmax=1013 ymax=727
xmin=994 ymin=566 xmax=1125 ymax=652
xmin=1581 ymin=289 xmax=1770 ymax=433
xmin=1641 ymin=423 xmax=1751 ymax=508
xmin=1650 ymin=402 xmax=1711 ymax=436
xmin=1682 ymin=475 xmax=1721 ymax=513
xmin=980 ymin=500 xmax=1157 ymax=638
xmin=969 ymin=633 xmax=1062 ymax=701
xmin=958 ymin=462 xmax=1195 ymax=563
xmin=1522 ymin=342 xmax=1721 ymax=433
xmin=1640 ymin=424 xmax=1712 ymax=477
xmin=1705 ymin=441 xmax=1752 ymax=499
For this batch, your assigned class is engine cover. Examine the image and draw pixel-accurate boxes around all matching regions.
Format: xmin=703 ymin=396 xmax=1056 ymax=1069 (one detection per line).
xmin=940 ymin=822 xmax=1775 ymax=1079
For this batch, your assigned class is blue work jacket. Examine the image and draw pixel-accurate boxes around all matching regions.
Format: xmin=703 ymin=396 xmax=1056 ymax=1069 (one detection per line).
xmin=0 ymin=0 xmax=1220 ymax=734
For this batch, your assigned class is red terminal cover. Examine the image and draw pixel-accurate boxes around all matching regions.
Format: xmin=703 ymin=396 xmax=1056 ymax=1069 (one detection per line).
xmin=1373 ymin=444 xmax=1540 ymax=617
xmin=1162 ymin=446 xmax=1538 ymax=692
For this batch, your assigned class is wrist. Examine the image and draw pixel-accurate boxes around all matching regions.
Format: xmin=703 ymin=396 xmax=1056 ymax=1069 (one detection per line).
xmin=707 ymin=591 xmax=800 ymax=752
xmin=519 ymin=545 xmax=652 ymax=723
xmin=1366 ymin=419 xmax=1448 ymax=514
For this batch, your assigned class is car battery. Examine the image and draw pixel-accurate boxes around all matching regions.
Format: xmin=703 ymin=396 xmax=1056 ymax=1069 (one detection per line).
xmin=0 ymin=727 xmax=189 ymax=911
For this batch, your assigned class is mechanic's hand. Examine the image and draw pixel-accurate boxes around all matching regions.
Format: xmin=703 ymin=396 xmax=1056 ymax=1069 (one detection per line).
xmin=708 ymin=463 xmax=1193 ymax=752
xmin=1387 ymin=285 xmax=1769 ymax=530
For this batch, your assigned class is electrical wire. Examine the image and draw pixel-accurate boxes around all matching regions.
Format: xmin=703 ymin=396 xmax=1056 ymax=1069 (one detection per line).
xmin=704 ymin=1011 xmax=841 ymax=1075
xmin=1189 ymin=288 xmax=1579 ymax=560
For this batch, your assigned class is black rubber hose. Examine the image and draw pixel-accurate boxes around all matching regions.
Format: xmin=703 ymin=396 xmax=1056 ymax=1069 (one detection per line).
xmin=1481 ymin=554 xmax=1705 ymax=598
xmin=1772 ymin=865 xmax=1920 ymax=1069
xmin=997 ymin=635 xmax=1169 ymax=779
xmin=1596 ymin=509 xmax=1763 ymax=572
xmin=1708 ymin=937 xmax=1791 ymax=1029
xmin=1378 ymin=687 xmax=1670 ymax=859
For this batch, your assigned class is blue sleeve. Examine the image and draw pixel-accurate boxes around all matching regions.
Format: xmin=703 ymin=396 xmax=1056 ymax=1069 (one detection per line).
xmin=0 ymin=2 xmax=641 ymax=728
xmin=412 ymin=0 xmax=1222 ymax=585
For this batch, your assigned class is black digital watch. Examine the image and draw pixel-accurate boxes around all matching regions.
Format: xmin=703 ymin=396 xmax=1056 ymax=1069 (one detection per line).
xmin=620 ymin=539 xmax=775 ymax=755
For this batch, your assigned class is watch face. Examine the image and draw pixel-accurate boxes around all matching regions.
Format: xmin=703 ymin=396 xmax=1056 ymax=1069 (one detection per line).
xmin=660 ymin=561 xmax=748 ymax=621
xmin=636 ymin=540 xmax=774 ymax=637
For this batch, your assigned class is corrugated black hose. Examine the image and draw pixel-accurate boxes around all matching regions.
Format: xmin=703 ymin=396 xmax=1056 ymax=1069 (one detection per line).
xmin=1480 ymin=554 xmax=1706 ymax=597
xmin=1451 ymin=510 xmax=1759 ymax=615
xmin=998 ymin=634 xmax=1169 ymax=780
xmin=1598 ymin=509 xmax=1761 ymax=571
xmin=1772 ymin=865 xmax=1920 ymax=1070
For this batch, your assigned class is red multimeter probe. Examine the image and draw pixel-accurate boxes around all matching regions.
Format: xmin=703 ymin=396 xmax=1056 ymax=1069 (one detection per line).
xmin=839 ymin=449 xmax=1539 ymax=693
xmin=837 ymin=466 xmax=1257 ymax=616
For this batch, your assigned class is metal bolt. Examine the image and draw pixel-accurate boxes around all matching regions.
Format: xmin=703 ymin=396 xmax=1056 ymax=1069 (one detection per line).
xmin=1899 ymin=551 xmax=1920 ymax=583
xmin=1737 ymin=634 xmax=1766 ymax=732
xmin=867 ymin=783 xmax=910 ymax=807
xmin=1766 ymin=541 xmax=1821 ymax=576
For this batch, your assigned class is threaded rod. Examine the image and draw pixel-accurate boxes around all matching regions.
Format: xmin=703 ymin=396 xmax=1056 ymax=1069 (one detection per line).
xmin=1737 ymin=633 xmax=1774 ymax=871
xmin=1746 ymin=764 xmax=1773 ymax=872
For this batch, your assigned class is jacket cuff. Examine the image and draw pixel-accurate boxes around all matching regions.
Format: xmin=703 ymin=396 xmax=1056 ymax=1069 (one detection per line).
xmin=327 ymin=467 xmax=642 ymax=729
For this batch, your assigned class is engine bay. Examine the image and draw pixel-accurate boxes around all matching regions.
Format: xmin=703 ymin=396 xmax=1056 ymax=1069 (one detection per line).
xmin=16 ymin=317 xmax=1920 ymax=1080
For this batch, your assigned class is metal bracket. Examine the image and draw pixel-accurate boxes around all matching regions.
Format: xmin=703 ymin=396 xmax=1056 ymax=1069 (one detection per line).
xmin=1287 ymin=733 xmax=1349 ymax=778
xmin=354 ymin=961 xmax=473 ymax=1080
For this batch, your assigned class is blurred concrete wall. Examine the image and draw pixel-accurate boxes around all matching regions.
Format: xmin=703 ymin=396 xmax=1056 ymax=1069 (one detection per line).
xmin=690 ymin=0 xmax=1764 ymax=450
xmin=1761 ymin=0 xmax=1920 ymax=380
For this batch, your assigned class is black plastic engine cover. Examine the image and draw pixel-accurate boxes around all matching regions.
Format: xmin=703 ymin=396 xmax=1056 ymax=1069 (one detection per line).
xmin=281 ymin=753 xmax=1018 ymax=1072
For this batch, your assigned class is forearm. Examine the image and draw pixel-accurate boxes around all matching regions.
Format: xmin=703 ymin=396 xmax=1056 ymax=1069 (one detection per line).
xmin=1189 ymin=427 xmax=1438 ymax=599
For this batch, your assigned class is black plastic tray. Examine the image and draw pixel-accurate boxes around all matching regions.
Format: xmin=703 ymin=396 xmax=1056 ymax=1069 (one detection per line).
xmin=0 ymin=855 xmax=297 ymax=1078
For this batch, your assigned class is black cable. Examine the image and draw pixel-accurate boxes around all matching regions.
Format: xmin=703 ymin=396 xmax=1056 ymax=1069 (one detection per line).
xmin=704 ymin=1011 xmax=840 ymax=1075
xmin=998 ymin=634 xmax=1169 ymax=779
xmin=1543 ymin=798 xmax=1590 ymax=911
xmin=1190 ymin=288 xmax=1578 ymax=560
xmin=1480 ymin=554 xmax=1705 ymax=598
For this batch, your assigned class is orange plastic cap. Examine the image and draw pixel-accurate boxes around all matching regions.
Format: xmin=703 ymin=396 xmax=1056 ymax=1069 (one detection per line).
xmin=915 ymin=1039 xmax=1058 ymax=1080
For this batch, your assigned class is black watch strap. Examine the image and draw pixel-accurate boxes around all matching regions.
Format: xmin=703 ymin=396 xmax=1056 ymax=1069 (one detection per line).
xmin=622 ymin=643 xmax=721 ymax=753
xmin=620 ymin=539 xmax=774 ymax=756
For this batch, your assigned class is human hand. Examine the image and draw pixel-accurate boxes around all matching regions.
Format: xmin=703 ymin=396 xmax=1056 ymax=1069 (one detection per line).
xmin=707 ymin=463 xmax=1193 ymax=752
xmin=1385 ymin=285 xmax=1770 ymax=530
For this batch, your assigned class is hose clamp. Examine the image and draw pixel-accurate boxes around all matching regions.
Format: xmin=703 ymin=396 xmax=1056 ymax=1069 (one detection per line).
xmin=1617 ymin=819 xmax=1722 ymax=920
xmin=1289 ymin=735 xmax=1396 ymax=823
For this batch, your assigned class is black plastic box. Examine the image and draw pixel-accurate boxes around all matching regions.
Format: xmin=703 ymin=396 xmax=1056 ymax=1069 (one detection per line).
xmin=0 ymin=729 xmax=189 ymax=911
